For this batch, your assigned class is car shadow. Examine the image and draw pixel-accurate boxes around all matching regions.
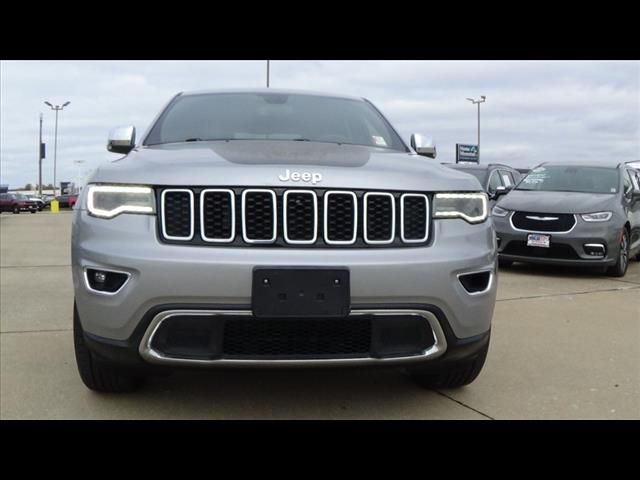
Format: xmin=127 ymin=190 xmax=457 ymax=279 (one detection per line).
xmin=500 ymin=262 xmax=608 ymax=279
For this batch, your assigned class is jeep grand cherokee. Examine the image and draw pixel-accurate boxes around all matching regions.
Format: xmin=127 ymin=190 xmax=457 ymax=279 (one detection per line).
xmin=72 ymin=89 xmax=497 ymax=392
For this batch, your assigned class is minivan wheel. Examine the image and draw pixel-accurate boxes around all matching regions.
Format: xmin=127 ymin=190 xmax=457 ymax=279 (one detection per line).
xmin=607 ymin=229 xmax=629 ymax=278
xmin=73 ymin=303 xmax=143 ymax=393
xmin=407 ymin=335 xmax=490 ymax=389
xmin=13 ymin=206 xmax=20 ymax=214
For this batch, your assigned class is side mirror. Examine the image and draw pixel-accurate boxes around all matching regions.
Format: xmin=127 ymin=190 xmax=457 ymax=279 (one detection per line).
xmin=410 ymin=133 xmax=437 ymax=158
xmin=493 ymin=185 xmax=513 ymax=199
xmin=107 ymin=126 xmax=136 ymax=154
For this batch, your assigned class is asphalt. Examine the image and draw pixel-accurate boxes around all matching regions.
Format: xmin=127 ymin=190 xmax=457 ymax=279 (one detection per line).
xmin=1 ymin=211 xmax=638 ymax=419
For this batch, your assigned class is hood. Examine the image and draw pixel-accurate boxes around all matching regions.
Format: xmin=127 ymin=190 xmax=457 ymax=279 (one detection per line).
xmin=497 ymin=189 xmax=617 ymax=214
xmin=90 ymin=140 xmax=481 ymax=192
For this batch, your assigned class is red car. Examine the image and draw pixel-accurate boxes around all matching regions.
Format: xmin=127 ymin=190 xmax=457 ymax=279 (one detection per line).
xmin=0 ymin=193 xmax=38 ymax=214
xmin=55 ymin=194 xmax=78 ymax=208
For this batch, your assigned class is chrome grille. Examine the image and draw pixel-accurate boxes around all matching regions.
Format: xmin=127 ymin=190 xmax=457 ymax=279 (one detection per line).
xmin=200 ymin=189 xmax=234 ymax=242
xmin=283 ymin=190 xmax=317 ymax=244
xmin=364 ymin=192 xmax=395 ymax=244
xmin=242 ymin=189 xmax=277 ymax=243
xmin=161 ymin=189 xmax=194 ymax=240
xmin=158 ymin=187 xmax=431 ymax=247
xmin=511 ymin=211 xmax=576 ymax=233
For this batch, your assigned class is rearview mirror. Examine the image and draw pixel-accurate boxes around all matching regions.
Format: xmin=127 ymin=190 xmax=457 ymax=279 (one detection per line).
xmin=107 ymin=126 xmax=136 ymax=154
xmin=410 ymin=133 xmax=437 ymax=158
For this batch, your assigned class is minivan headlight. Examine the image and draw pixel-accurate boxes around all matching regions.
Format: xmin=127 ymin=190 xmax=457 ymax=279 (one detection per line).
xmin=581 ymin=211 xmax=612 ymax=222
xmin=491 ymin=205 xmax=510 ymax=217
xmin=87 ymin=184 xmax=155 ymax=219
xmin=434 ymin=192 xmax=488 ymax=224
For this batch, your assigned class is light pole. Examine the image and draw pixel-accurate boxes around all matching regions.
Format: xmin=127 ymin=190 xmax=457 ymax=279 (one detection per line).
xmin=74 ymin=160 xmax=85 ymax=190
xmin=44 ymin=100 xmax=70 ymax=195
xmin=466 ymin=96 xmax=486 ymax=162
xmin=266 ymin=60 xmax=270 ymax=87
xmin=38 ymin=113 xmax=43 ymax=196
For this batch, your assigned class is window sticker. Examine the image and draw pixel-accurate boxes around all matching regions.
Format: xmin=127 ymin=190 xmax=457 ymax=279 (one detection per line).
xmin=372 ymin=136 xmax=387 ymax=147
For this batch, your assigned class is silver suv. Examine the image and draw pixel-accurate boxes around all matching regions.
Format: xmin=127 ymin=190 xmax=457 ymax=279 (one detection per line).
xmin=72 ymin=89 xmax=497 ymax=392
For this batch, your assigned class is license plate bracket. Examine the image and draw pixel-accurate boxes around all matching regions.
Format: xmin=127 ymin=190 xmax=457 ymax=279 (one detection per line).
xmin=527 ymin=233 xmax=551 ymax=248
xmin=252 ymin=267 xmax=350 ymax=318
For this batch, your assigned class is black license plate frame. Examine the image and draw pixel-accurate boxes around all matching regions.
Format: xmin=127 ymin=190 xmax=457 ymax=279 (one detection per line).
xmin=251 ymin=267 xmax=350 ymax=318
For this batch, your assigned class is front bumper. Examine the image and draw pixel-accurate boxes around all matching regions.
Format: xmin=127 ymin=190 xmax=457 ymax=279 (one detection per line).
xmin=72 ymin=210 xmax=496 ymax=365
xmin=493 ymin=212 xmax=622 ymax=267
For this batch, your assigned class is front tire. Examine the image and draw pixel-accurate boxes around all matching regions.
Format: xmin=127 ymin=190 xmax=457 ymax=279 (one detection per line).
xmin=73 ymin=303 xmax=143 ymax=393
xmin=407 ymin=335 xmax=490 ymax=389
xmin=498 ymin=258 xmax=513 ymax=268
xmin=607 ymin=229 xmax=629 ymax=278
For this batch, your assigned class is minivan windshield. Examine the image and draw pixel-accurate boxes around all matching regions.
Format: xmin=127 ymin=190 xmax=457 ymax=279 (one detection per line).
xmin=144 ymin=92 xmax=406 ymax=151
xmin=516 ymin=165 xmax=619 ymax=194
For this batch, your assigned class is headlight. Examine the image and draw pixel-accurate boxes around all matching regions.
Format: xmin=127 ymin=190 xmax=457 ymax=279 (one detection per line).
xmin=433 ymin=192 xmax=488 ymax=224
xmin=87 ymin=184 xmax=155 ymax=219
xmin=491 ymin=205 xmax=510 ymax=217
xmin=581 ymin=211 xmax=612 ymax=222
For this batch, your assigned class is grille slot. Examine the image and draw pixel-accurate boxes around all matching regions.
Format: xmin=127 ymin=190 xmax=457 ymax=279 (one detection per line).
xmin=364 ymin=192 xmax=395 ymax=244
xmin=511 ymin=212 xmax=576 ymax=233
xmin=161 ymin=189 xmax=194 ymax=240
xmin=223 ymin=317 xmax=372 ymax=358
xmin=401 ymin=194 xmax=429 ymax=242
xmin=324 ymin=191 xmax=358 ymax=244
xmin=283 ymin=190 xmax=317 ymax=244
xmin=200 ymin=189 xmax=235 ymax=242
xmin=242 ymin=189 xmax=277 ymax=243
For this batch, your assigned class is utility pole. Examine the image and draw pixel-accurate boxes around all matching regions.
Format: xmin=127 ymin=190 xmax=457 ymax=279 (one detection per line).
xmin=38 ymin=113 xmax=43 ymax=196
xmin=466 ymin=96 xmax=486 ymax=162
xmin=266 ymin=60 xmax=270 ymax=88
xmin=44 ymin=100 xmax=70 ymax=196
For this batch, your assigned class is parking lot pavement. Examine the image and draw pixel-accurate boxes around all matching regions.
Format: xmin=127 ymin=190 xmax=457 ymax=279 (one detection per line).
xmin=1 ymin=212 xmax=639 ymax=419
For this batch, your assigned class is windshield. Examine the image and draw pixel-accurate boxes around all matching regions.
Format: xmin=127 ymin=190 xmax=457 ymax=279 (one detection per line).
xmin=144 ymin=92 xmax=406 ymax=151
xmin=516 ymin=165 xmax=619 ymax=194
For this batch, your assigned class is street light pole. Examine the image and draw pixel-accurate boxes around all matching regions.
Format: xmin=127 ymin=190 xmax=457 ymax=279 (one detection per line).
xmin=266 ymin=60 xmax=270 ymax=88
xmin=44 ymin=100 xmax=70 ymax=196
xmin=38 ymin=113 xmax=43 ymax=196
xmin=466 ymin=96 xmax=486 ymax=162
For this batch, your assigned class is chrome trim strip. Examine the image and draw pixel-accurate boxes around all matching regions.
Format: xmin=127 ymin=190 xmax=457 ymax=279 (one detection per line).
xmin=363 ymin=192 xmax=396 ymax=245
xmin=138 ymin=308 xmax=448 ymax=367
xmin=241 ymin=189 xmax=277 ymax=244
xmin=509 ymin=211 xmax=577 ymax=234
xmin=525 ymin=215 xmax=559 ymax=221
xmin=200 ymin=189 xmax=235 ymax=243
xmin=82 ymin=266 xmax=131 ymax=296
xmin=323 ymin=191 xmax=358 ymax=245
xmin=400 ymin=193 xmax=429 ymax=243
xmin=456 ymin=268 xmax=494 ymax=296
xmin=283 ymin=190 xmax=318 ymax=245
xmin=161 ymin=189 xmax=195 ymax=240
xmin=584 ymin=243 xmax=606 ymax=252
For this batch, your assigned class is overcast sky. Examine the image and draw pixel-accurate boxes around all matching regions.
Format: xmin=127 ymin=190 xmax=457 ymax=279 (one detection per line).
xmin=1 ymin=60 xmax=639 ymax=189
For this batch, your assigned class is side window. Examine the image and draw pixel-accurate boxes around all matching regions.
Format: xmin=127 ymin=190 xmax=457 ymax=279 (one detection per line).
xmin=623 ymin=169 xmax=633 ymax=195
xmin=488 ymin=171 xmax=503 ymax=194
xmin=628 ymin=169 xmax=640 ymax=191
xmin=500 ymin=170 xmax=515 ymax=187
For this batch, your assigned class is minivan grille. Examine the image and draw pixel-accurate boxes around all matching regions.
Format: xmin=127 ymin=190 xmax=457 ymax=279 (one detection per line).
xmin=158 ymin=187 xmax=431 ymax=247
xmin=511 ymin=211 xmax=576 ymax=233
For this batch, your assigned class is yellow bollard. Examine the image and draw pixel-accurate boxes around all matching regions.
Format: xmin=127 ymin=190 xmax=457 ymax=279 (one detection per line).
xmin=51 ymin=200 xmax=59 ymax=214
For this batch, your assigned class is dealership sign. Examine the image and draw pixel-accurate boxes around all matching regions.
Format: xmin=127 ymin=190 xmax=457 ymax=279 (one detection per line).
xmin=456 ymin=144 xmax=479 ymax=163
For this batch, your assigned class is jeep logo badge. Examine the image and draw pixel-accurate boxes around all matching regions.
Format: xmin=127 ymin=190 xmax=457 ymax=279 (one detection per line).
xmin=278 ymin=169 xmax=322 ymax=185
